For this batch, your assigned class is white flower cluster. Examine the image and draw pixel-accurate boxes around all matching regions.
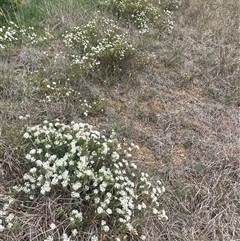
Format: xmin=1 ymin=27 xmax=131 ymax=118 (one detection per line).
xmin=16 ymin=120 xmax=166 ymax=239
xmin=99 ymin=0 xmax=162 ymax=33
xmin=19 ymin=114 xmax=31 ymax=120
xmin=63 ymin=17 xmax=135 ymax=75
xmin=163 ymin=9 xmax=175 ymax=33
xmin=0 ymin=197 xmax=15 ymax=232
xmin=44 ymin=229 xmax=79 ymax=241
xmin=0 ymin=21 xmax=18 ymax=49
xmin=0 ymin=21 xmax=48 ymax=49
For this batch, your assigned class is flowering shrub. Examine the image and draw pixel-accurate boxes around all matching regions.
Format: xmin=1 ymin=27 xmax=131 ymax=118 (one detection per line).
xmin=63 ymin=17 xmax=135 ymax=81
xmin=99 ymin=0 xmax=163 ymax=33
xmin=0 ymin=21 xmax=48 ymax=49
xmin=12 ymin=120 xmax=167 ymax=240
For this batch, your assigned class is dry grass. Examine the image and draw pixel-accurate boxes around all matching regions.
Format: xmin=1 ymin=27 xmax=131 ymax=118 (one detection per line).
xmin=0 ymin=0 xmax=240 ymax=240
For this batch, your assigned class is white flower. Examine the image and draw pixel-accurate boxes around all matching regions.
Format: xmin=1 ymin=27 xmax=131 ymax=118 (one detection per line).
xmin=91 ymin=235 xmax=98 ymax=241
xmin=130 ymin=163 xmax=137 ymax=169
xmin=99 ymin=182 xmax=107 ymax=192
xmin=94 ymin=197 xmax=100 ymax=204
xmin=62 ymin=233 xmax=71 ymax=241
xmin=29 ymin=149 xmax=36 ymax=154
xmin=25 ymin=154 xmax=32 ymax=160
xmin=119 ymin=218 xmax=125 ymax=223
xmin=65 ymin=133 xmax=73 ymax=140
xmin=45 ymin=144 xmax=51 ymax=149
xmin=112 ymin=151 xmax=119 ymax=160
xmin=103 ymin=225 xmax=109 ymax=232
xmin=50 ymin=223 xmax=56 ymax=230
xmin=151 ymin=193 xmax=158 ymax=202
xmin=29 ymin=167 xmax=37 ymax=173
xmin=106 ymin=192 xmax=112 ymax=198
xmin=71 ymin=191 xmax=80 ymax=198
xmin=36 ymin=159 xmax=42 ymax=167
xmin=41 ymin=182 xmax=51 ymax=194
xmin=72 ymin=229 xmax=78 ymax=237
xmin=162 ymin=186 xmax=166 ymax=193
xmin=61 ymin=180 xmax=68 ymax=187
xmin=6 ymin=213 xmax=14 ymax=223
xmin=29 ymin=195 xmax=35 ymax=200
xmin=44 ymin=236 xmax=54 ymax=241
xmin=97 ymin=207 xmax=104 ymax=214
xmin=72 ymin=182 xmax=82 ymax=190
xmin=23 ymin=132 xmax=30 ymax=139
xmin=141 ymin=202 xmax=146 ymax=209
xmin=159 ymin=210 xmax=168 ymax=220
xmin=106 ymin=208 xmax=112 ymax=215
xmin=61 ymin=170 xmax=69 ymax=179
xmin=101 ymin=143 xmax=109 ymax=155
xmin=93 ymin=189 xmax=99 ymax=195
xmin=0 ymin=225 xmax=5 ymax=232
xmin=7 ymin=222 xmax=13 ymax=229
xmin=126 ymin=223 xmax=133 ymax=231
xmin=153 ymin=208 xmax=158 ymax=215
xmin=0 ymin=210 xmax=6 ymax=215
xmin=140 ymin=235 xmax=146 ymax=240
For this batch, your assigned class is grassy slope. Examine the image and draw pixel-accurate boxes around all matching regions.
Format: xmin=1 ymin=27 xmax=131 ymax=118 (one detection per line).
xmin=0 ymin=0 xmax=240 ymax=240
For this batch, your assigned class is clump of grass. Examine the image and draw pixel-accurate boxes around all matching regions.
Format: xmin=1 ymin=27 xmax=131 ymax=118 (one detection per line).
xmin=0 ymin=70 xmax=35 ymax=101
xmin=1 ymin=120 xmax=167 ymax=240
xmin=0 ymin=0 xmax=22 ymax=21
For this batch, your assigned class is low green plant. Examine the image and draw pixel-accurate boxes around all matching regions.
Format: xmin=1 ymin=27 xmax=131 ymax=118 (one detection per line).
xmin=4 ymin=120 xmax=167 ymax=240
xmin=63 ymin=16 xmax=136 ymax=82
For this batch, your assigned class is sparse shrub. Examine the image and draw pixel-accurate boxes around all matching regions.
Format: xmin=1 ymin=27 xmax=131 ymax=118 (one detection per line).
xmin=36 ymin=78 xmax=106 ymax=116
xmin=99 ymin=0 xmax=164 ymax=33
xmin=8 ymin=120 xmax=167 ymax=240
xmin=63 ymin=17 xmax=136 ymax=82
xmin=37 ymin=78 xmax=81 ymax=103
